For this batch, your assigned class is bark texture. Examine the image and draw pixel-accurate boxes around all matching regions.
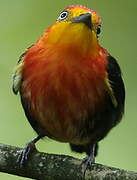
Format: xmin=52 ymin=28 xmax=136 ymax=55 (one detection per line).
xmin=0 ymin=143 xmax=137 ymax=180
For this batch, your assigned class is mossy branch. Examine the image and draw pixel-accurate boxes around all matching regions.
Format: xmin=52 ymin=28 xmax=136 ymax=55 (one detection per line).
xmin=0 ymin=143 xmax=137 ymax=180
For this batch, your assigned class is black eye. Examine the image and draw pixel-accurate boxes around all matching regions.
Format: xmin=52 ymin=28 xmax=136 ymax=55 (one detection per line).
xmin=58 ymin=11 xmax=68 ymax=21
xmin=96 ymin=25 xmax=101 ymax=35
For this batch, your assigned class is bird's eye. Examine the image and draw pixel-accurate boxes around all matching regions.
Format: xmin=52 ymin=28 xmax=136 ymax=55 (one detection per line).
xmin=96 ymin=25 xmax=101 ymax=35
xmin=57 ymin=11 xmax=68 ymax=21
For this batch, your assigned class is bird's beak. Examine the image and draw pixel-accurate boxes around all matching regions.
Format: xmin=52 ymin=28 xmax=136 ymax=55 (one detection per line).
xmin=71 ymin=13 xmax=92 ymax=29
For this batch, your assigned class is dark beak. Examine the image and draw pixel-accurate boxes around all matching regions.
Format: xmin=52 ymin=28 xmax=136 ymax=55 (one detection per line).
xmin=72 ymin=13 xmax=92 ymax=29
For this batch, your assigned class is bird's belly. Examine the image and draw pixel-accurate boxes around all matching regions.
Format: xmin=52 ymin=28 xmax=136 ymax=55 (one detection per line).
xmin=36 ymin=103 xmax=91 ymax=144
xmin=22 ymin=61 xmax=106 ymax=144
xmin=30 ymin=87 xmax=105 ymax=144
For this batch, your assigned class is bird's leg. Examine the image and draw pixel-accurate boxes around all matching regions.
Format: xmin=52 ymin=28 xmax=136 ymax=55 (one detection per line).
xmin=17 ymin=134 xmax=43 ymax=167
xmin=82 ymin=144 xmax=96 ymax=175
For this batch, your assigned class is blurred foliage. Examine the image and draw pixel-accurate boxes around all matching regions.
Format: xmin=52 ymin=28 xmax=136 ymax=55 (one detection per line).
xmin=0 ymin=0 xmax=137 ymax=179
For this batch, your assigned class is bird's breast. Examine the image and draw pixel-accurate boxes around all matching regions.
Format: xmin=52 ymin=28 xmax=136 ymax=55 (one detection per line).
xmin=21 ymin=49 xmax=107 ymax=144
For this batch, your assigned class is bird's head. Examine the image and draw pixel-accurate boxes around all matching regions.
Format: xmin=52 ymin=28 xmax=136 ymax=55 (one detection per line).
xmin=39 ymin=5 xmax=102 ymax=56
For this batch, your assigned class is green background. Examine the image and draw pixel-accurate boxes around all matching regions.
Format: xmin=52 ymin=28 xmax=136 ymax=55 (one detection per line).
xmin=0 ymin=0 xmax=137 ymax=179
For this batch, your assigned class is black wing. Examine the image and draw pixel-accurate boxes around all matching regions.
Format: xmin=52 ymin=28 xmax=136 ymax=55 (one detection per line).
xmin=107 ymin=55 xmax=125 ymax=122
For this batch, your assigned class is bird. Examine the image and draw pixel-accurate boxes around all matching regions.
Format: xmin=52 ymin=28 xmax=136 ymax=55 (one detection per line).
xmin=12 ymin=5 xmax=125 ymax=169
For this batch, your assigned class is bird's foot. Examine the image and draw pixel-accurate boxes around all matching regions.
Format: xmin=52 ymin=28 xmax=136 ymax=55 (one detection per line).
xmin=81 ymin=153 xmax=95 ymax=175
xmin=81 ymin=144 xmax=95 ymax=176
xmin=82 ymin=154 xmax=95 ymax=166
xmin=17 ymin=140 xmax=37 ymax=167
xmin=17 ymin=135 xmax=43 ymax=167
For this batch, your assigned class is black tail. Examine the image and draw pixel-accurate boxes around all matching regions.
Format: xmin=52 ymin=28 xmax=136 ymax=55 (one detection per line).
xmin=69 ymin=143 xmax=98 ymax=156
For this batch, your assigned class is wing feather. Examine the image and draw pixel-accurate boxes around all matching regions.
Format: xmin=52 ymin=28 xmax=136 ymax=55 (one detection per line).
xmin=12 ymin=46 xmax=33 ymax=94
xmin=12 ymin=53 xmax=25 ymax=94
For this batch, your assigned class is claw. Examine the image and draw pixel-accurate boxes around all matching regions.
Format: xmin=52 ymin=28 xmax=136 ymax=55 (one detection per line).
xmin=82 ymin=154 xmax=95 ymax=165
xmin=81 ymin=144 xmax=96 ymax=177
xmin=81 ymin=154 xmax=95 ymax=177
xmin=17 ymin=141 xmax=37 ymax=167
xmin=17 ymin=135 xmax=42 ymax=167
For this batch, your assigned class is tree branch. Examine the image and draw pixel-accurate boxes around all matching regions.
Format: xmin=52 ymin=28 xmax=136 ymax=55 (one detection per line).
xmin=0 ymin=143 xmax=137 ymax=180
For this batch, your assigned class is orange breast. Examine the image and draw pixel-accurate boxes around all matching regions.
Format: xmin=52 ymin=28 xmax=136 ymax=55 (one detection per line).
xmin=21 ymin=45 xmax=107 ymax=144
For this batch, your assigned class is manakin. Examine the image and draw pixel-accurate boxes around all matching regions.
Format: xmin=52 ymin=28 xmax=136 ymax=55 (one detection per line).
xmin=13 ymin=5 xmax=125 ymax=169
